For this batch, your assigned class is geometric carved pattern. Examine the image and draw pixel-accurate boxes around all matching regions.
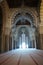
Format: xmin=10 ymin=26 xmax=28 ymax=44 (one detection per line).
xmin=11 ymin=8 xmax=39 ymax=28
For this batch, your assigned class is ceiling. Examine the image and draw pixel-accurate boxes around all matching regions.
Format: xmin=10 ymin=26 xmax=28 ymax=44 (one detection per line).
xmin=6 ymin=0 xmax=41 ymax=8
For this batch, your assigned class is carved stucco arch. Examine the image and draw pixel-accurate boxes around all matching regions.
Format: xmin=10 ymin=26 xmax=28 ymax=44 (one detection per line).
xmin=11 ymin=8 xmax=39 ymax=42
xmin=12 ymin=24 xmax=36 ymax=41
xmin=11 ymin=8 xmax=40 ymax=49
xmin=12 ymin=25 xmax=29 ymax=41
xmin=11 ymin=8 xmax=39 ymax=28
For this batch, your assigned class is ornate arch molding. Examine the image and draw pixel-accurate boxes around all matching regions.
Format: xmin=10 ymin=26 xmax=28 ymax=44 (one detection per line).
xmin=12 ymin=24 xmax=36 ymax=41
xmin=11 ymin=8 xmax=39 ymax=28
xmin=13 ymin=25 xmax=29 ymax=40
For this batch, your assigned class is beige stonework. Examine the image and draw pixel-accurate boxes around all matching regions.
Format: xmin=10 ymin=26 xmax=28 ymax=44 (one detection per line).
xmin=40 ymin=0 xmax=43 ymax=32
xmin=39 ymin=0 xmax=43 ymax=49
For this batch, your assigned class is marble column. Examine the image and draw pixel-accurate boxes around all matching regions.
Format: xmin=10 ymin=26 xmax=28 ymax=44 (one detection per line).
xmin=33 ymin=34 xmax=36 ymax=49
xmin=25 ymin=36 xmax=28 ymax=48
xmin=19 ymin=37 xmax=22 ymax=45
xmin=35 ymin=40 xmax=37 ymax=48
xmin=12 ymin=35 xmax=14 ymax=50
xmin=32 ymin=40 xmax=33 ymax=48
xmin=22 ymin=33 xmax=25 ymax=44
xmin=34 ymin=37 xmax=36 ymax=49
xmin=15 ymin=41 xmax=16 ymax=49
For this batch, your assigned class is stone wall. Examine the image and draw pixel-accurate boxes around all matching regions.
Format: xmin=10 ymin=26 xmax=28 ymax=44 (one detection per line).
xmin=39 ymin=0 xmax=43 ymax=49
xmin=0 ymin=0 xmax=11 ymax=52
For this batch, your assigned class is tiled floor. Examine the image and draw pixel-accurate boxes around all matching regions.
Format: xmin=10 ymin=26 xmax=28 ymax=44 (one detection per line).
xmin=0 ymin=49 xmax=43 ymax=65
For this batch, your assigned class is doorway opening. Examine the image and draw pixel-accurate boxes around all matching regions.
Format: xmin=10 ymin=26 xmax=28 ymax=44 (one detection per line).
xmin=11 ymin=10 xmax=39 ymax=50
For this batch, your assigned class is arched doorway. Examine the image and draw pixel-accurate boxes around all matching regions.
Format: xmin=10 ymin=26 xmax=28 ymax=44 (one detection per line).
xmin=11 ymin=8 xmax=39 ymax=49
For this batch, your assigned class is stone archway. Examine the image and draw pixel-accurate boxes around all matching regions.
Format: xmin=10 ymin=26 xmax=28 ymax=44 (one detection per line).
xmin=11 ymin=8 xmax=39 ymax=27
xmin=11 ymin=8 xmax=40 ymax=49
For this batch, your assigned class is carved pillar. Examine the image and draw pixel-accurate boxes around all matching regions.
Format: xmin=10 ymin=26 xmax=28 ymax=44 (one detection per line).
xmin=19 ymin=37 xmax=22 ymax=48
xmin=5 ymin=35 xmax=9 ymax=51
xmin=40 ymin=34 xmax=43 ymax=49
xmin=35 ymin=39 xmax=37 ymax=48
xmin=15 ymin=41 xmax=16 ymax=49
xmin=7 ymin=35 xmax=9 ymax=51
xmin=32 ymin=40 xmax=33 ymax=48
xmin=9 ymin=36 xmax=12 ymax=50
xmin=1 ymin=33 xmax=5 ymax=53
xmin=25 ymin=36 xmax=28 ymax=48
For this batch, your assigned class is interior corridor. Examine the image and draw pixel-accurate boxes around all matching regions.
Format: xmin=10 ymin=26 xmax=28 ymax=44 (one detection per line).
xmin=0 ymin=0 xmax=43 ymax=65
xmin=0 ymin=49 xmax=43 ymax=65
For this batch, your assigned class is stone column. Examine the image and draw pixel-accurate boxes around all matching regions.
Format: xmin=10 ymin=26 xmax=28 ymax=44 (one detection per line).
xmin=1 ymin=33 xmax=5 ymax=53
xmin=25 ymin=36 xmax=28 ymax=48
xmin=35 ymin=40 xmax=36 ymax=48
xmin=34 ymin=36 xmax=36 ymax=49
xmin=6 ymin=35 xmax=9 ymax=51
xmin=32 ymin=40 xmax=33 ymax=48
xmin=19 ymin=37 xmax=22 ymax=48
xmin=12 ymin=35 xmax=14 ymax=50
xmin=40 ymin=34 xmax=43 ymax=49
xmin=15 ymin=41 xmax=16 ymax=49
xmin=8 ymin=35 xmax=9 ymax=51
xmin=9 ymin=35 xmax=12 ymax=50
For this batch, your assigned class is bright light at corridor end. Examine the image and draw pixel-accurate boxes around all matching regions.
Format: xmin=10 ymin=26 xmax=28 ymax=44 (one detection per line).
xmin=19 ymin=42 xmax=28 ymax=49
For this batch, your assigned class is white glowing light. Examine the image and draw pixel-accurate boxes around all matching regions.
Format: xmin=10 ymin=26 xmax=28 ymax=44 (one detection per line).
xmin=19 ymin=45 xmax=22 ymax=48
xmin=22 ymin=42 xmax=26 ymax=49
xmin=27 ymin=44 xmax=28 ymax=48
xmin=19 ymin=42 xmax=28 ymax=49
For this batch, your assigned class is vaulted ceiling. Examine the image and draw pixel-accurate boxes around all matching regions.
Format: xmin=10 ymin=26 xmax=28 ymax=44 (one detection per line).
xmin=6 ymin=0 xmax=41 ymax=8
